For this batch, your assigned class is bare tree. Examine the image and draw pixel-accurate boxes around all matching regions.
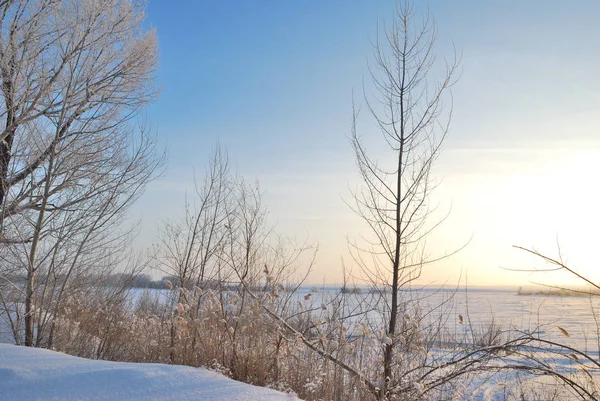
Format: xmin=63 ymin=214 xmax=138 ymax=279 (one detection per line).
xmin=350 ymin=1 xmax=459 ymax=397
xmin=0 ymin=0 xmax=159 ymax=346
xmin=153 ymin=145 xmax=319 ymax=373
xmin=155 ymin=145 xmax=310 ymax=293
xmin=155 ymin=146 xmax=233 ymax=291
xmin=223 ymin=177 xmax=271 ymax=287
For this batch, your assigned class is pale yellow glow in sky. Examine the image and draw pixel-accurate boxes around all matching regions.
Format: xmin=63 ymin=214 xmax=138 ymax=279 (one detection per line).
xmin=254 ymin=144 xmax=600 ymax=287
xmin=427 ymin=145 xmax=600 ymax=287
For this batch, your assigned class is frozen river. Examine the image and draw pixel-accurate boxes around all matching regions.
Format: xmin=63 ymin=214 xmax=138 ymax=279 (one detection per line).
xmin=129 ymin=285 xmax=600 ymax=351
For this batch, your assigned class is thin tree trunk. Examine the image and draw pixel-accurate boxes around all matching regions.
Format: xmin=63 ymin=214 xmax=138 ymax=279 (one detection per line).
xmin=24 ymin=142 xmax=57 ymax=346
xmin=0 ymin=41 xmax=16 ymax=208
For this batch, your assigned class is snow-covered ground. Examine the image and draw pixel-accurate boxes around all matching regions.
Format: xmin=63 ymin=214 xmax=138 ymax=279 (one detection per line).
xmin=3 ymin=287 xmax=600 ymax=400
xmin=0 ymin=344 xmax=299 ymax=401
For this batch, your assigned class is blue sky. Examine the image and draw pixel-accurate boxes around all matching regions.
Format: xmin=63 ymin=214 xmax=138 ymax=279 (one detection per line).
xmin=136 ymin=1 xmax=600 ymax=286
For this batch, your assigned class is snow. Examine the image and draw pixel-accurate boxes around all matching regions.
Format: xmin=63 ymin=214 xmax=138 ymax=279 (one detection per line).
xmin=3 ymin=287 xmax=600 ymax=400
xmin=0 ymin=344 xmax=299 ymax=401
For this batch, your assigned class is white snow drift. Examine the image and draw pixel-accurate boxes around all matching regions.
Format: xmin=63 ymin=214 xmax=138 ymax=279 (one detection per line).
xmin=0 ymin=344 xmax=298 ymax=400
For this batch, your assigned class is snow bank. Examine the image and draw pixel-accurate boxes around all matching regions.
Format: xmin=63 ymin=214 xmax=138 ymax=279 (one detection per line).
xmin=0 ymin=344 xmax=299 ymax=400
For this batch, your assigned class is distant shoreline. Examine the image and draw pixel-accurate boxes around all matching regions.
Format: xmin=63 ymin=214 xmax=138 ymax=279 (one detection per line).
xmin=516 ymin=286 xmax=600 ymax=297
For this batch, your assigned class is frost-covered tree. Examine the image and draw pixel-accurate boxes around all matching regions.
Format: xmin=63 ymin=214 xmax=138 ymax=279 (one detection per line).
xmin=0 ymin=0 xmax=160 ymax=346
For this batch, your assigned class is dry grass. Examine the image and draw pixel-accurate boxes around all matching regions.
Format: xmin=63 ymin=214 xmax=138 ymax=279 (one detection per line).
xmin=36 ymin=285 xmax=600 ymax=401
xmin=48 ymin=286 xmax=383 ymax=400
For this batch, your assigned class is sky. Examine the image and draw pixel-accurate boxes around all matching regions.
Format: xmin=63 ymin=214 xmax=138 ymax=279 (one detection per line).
xmin=135 ymin=1 xmax=600 ymax=287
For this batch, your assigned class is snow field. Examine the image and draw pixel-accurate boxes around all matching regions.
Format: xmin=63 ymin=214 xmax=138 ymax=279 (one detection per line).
xmin=0 ymin=344 xmax=299 ymax=401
